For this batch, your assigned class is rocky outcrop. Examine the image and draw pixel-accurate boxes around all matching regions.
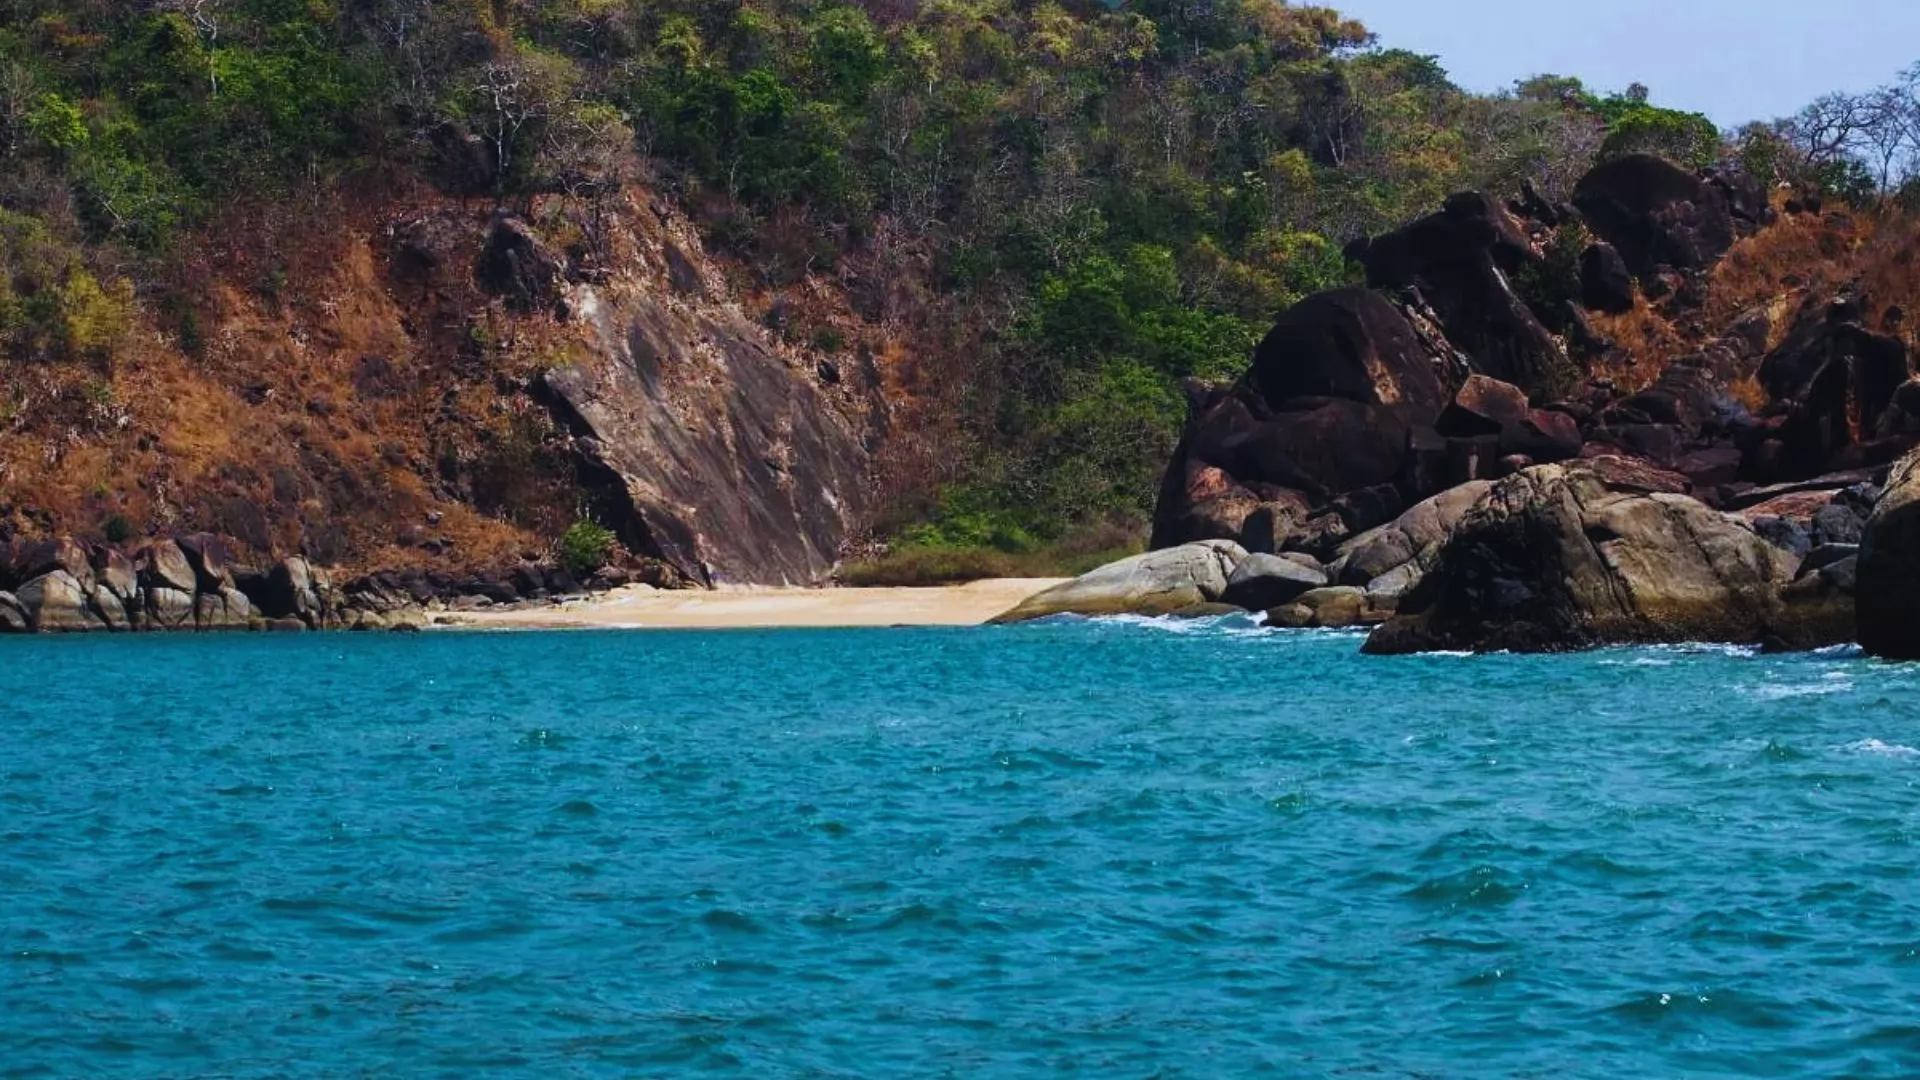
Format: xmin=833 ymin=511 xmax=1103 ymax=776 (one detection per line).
xmin=540 ymin=287 xmax=870 ymax=587
xmin=1151 ymin=288 xmax=1466 ymax=551
xmin=1327 ymin=479 xmax=1496 ymax=610
xmin=1572 ymin=155 xmax=1745 ymax=279
xmin=1859 ymin=450 xmax=1920 ymax=658
xmin=1350 ymin=192 xmax=1569 ymax=395
xmin=990 ymin=541 xmax=1246 ymax=623
xmin=1362 ymin=463 xmax=1822 ymax=654
xmin=1750 ymin=298 xmax=1914 ymax=482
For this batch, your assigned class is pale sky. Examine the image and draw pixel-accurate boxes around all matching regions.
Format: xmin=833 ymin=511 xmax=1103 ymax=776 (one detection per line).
xmin=1333 ymin=0 xmax=1920 ymax=126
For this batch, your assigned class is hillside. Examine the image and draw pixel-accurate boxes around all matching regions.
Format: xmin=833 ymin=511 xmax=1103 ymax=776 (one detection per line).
xmin=0 ymin=0 xmax=1914 ymax=592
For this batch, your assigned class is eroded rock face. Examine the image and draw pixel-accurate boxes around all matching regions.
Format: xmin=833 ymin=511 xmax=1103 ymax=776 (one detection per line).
xmin=1351 ymin=193 xmax=1569 ymax=396
xmin=990 ymin=541 xmax=1246 ymax=623
xmin=1363 ymin=463 xmax=1806 ymax=654
xmin=1859 ymin=450 xmax=1920 ymax=659
xmin=542 ymin=291 xmax=869 ymax=586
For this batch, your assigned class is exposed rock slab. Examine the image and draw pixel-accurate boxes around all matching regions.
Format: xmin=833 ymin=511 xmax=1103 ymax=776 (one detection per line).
xmin=542 ymin=290 xmax=868 ymax=586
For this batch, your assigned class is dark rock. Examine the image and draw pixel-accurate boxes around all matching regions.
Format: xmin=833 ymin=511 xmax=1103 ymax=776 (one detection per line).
xmin=1812 ymin=502 xmax=1866 ymax=546
xmin=1859 ymin=450 xmax=1920 ymax=658
xmin=1750 ymin=516 xmax=1813 ymax=558
xmin=1216 ymin=400 xmax=1414 ymax=501
xmin=1221 ymin=553 xmax=1329 ymax=611
xmin=1504 ymin=410 xmax=1582 ymax=463
xmin=1352 ymin=195 xmax=1569 ymax=395
xmin=1573 ymin=155 xmax=1738 ymax=279
xmin=477 ymin=213 xmax=564 ymax=314
xmin=1800 ymin=543 xmax=1860 ymax=579
xmin=175 ymin=533 xmax=234 ymax=592
xmin=1676 ymin=447 xmax=1745 ymax=490
xmin=1246 ymin=288 xmax=1450 ymax=422
xmin=1579 ymin=242 xmax=1635 ymax=313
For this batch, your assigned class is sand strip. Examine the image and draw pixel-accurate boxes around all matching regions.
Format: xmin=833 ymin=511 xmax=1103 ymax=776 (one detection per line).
xmin=433 ymin=578 xmax=1069 ymax=630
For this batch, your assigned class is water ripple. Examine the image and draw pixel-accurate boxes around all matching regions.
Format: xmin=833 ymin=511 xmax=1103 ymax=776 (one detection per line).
xmin=2 ymin=626 xmax=1919 ymax=1077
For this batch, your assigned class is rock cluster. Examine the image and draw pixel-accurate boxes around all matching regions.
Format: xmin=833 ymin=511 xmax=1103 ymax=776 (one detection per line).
xmin=1122 ymin=154 xmax=1920 ymax=655
xmin=0 ymin=533 xmax=676 ymax=635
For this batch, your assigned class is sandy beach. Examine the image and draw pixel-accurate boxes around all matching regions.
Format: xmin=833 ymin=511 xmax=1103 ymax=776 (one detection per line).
xmin=434 ymin=578 xmax=1069 ymax=630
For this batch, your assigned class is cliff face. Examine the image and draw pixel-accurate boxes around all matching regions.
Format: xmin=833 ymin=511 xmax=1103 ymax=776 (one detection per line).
xmin=0 ymin=181 xmax=887 ymax=585
xmin=542 ymin=275 xmax=870 ymax=587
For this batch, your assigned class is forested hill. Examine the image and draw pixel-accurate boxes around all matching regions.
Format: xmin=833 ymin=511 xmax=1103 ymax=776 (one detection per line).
xmin=0 ymin=1 xmax=1911 ymax=582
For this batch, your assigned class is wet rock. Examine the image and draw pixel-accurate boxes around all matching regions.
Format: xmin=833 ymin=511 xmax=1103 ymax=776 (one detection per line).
xmin=1220 ymin=553 xmax=1329 ymax=611
xmin=1859 ymin=450 xmax=1920 ymax=658
xmin=990 ymin=542 xmax=1246 ymax=623
xmin=1364 ymin=462 xmax=1803 ymax=654
xmin=146 ymin=587 xmax=197 ymax=630
xmin=1282 ymin=586 xmax=1380 ymax=629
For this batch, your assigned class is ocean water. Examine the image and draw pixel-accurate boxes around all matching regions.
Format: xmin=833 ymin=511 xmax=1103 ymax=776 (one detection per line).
xmin=5 ymin=620 xmax=1920 ymax=1078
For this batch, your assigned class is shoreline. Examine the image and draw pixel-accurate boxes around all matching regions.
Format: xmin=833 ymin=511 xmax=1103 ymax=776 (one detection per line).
xmin=432 ymin=578 xmax=1071 ymax=631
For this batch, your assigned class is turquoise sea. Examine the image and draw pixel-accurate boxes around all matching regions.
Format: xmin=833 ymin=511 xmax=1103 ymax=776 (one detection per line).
xmin=5 ymin=619 xmax=1920 ymax=1077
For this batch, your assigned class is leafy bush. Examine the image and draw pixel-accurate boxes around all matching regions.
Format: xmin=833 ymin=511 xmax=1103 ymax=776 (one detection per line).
xmin=557 ymin=521 xmax=617 ymax=577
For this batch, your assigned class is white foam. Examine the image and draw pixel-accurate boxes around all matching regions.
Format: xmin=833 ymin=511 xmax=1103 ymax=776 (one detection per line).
xmin=1843 ymin=739 xmax=1920 ymax=758
xmin=1746 ymin=681 xmax=1853 ymax=701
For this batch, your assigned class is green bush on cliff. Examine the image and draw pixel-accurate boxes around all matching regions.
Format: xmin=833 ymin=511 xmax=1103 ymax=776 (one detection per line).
xmin=558 ymin=521 xmax=617 ymax=578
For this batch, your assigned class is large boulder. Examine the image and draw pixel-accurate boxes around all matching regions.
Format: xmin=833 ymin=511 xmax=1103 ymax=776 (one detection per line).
xmin=1352 ymin=193 xmax=1569 ymax=396
xmin=1323 ymin=480 xmax=1496 ymax=612
xmin=17 ymin=571 xmax=107 ymax=633
xmin=90 ymin=544 xmax=140 ymax=626
xmin=1573 ymin=155 xmax=1738 ymax=279
xmin=990 ymin=541 xmax=1246 ymax=623
xmin=477 ymin=212 xmax=564 ymax=314
xmin=137 ymin=539 xmax=199 ymax=595
xmin=175 ymin=533 xmax=236 ymax=592
xmin=195 ymin=587 xmax=254 ymax=631
xmin=1579 ymin=242 xmax=1635 ymax=314
xmin=253 ymin=556 xmax=328 ymax=627
xmin=6 ymin=537 xmax=92 ymax=591
xmin=1859 ymin=450 xmax=1920 ymax=658
xmin=0 ymin=592 xmax=29 ymax=633
xmin=1363 ymin=463 xmax=1809 ymax=654
xmin=1220 ymin=553 xmax=1328 ymax=611
xmin=1245 ymin=287 xmax=1452 ymax=423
